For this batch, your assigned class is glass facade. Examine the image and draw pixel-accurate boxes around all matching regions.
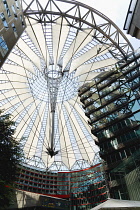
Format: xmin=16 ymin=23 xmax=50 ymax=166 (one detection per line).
xmin=15 ymin=163 xmax=108 ymax=209
xmin=0 ymin=0 xmax=25 ymax=66
xmin=78 ymin=52 xmax=140 ymax=201
xmin=70 ymin=163 xmax=107 ymax=209
xmin=0 ymin=36 xmax=8 ymax=57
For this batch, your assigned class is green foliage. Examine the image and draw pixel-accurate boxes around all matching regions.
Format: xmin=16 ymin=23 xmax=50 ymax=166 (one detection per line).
xmin=0 ymin=110 xmax=23 ymax=209
xmin=0 ymin=181 xmax=14 ymax=210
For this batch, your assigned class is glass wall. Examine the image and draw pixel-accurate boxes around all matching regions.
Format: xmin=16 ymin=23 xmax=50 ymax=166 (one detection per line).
xmin=16 ymin=163 xmax=108 ymax=209
xmin=70 ymin=163 xmax=108 ymax=210
xmin=78 ymin=52 xmax=140 ymax=201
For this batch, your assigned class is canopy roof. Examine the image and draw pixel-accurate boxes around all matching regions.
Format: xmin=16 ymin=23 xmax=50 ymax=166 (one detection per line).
xmin=0 ymin=0 xmax=134 ymax=171
xmin=91 ymin=199 xmax=140 ymax=210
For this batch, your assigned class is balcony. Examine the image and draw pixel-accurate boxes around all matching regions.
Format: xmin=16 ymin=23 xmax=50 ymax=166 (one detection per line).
xmin=97 ymin=77 xmax=118 ymax=91
xmin=78 ymin=83 xmax=93 ymax=96
xmin=80 ymin=91 xmax=93 ymax=103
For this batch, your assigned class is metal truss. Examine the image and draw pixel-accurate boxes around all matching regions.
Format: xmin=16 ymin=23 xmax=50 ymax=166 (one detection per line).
xmin=21 ymin=152 xmax=102 ymax=171
xmin=22 ymin=0 xmax=134 ymax=60
xmin=0 ymin=0 xmax=135 ymax=172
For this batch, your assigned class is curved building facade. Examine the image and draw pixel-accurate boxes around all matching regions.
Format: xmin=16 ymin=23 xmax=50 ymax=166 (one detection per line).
xmin=10 ymin=162 xmax=107 ymax=209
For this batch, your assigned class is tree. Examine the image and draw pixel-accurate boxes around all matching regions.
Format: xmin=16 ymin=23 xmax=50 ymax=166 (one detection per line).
xmin=0 ymin=110 xmax=23 ymax=209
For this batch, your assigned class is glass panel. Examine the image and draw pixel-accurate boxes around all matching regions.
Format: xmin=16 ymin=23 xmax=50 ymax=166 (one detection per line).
xmin=11 ymin=5 xmax=17 ymax=19
xmin=3 ymin=0 xmax=11 ymax=17
xmin=0 ymin=13 xmax=8 ymax=29
xmin=0 ymin=36 xmax=8 ymax=57
xmin=11 ymin=23 xmax=18 ymax=38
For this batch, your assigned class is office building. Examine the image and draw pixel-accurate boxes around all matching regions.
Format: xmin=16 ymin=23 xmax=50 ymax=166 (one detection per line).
xmin=124 ymin=0 xmax=140 ymax=39
xmin=9 ymin=161 xmax=107 ymax=209
xmin=78 ymin=51 xmax=140 ymax=201
xmin=0 ymin=0 xmax=25 ymax=67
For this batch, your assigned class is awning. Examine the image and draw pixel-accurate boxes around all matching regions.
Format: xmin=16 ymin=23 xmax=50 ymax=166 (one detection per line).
xmin=91 ymin=199 xmax=140 ymax=210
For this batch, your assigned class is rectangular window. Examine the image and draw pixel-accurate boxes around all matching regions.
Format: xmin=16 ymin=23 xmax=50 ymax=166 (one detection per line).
xmin=0 ymin=36 xmax=8 ymax=57
xmin=120 ymin=150 xmax=127 ymax=159
xmin=11 ymin=23 xmax=18 ymax=38
xmin=3 ymin=0 xmax=11 ymax=17
xmin=0 ymin=13 xmax=8 ymax=29
xmin=11 ymin=5 xmax=17 ymax=19
xmin=15 ymin=0 xmax=19 ymax=9
xmin=20 ymin=15 xmax=25 ymax=27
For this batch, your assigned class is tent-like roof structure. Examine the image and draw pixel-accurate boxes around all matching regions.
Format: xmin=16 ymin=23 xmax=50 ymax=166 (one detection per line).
xmin=0 ymin=0 xmax=134 ymax=171
xmin=91 ymin=199 xmax=140 ymax=210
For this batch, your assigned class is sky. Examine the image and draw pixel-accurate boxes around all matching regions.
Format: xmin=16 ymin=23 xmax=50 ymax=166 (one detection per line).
xmin=78 ymin=0 xmax=140 ymax=50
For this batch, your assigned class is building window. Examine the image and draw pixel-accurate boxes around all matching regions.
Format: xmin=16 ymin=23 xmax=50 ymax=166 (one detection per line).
xmin=3 ymin=0 xmax=11 ymax=17
xmin=20 ymin=15 xmax=25 ymax=27
xmin=15 ymin=0 xmax=19 ymax=9
xmin=11 ymin=23 xmax=18 ymax=38
xmin=11 ymin=5 xmax=17 ymax=19
xmin=0 ymin=13 xmax=8 ymax=29
xmin=0 ymin=36 xmax=8 ymax=57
